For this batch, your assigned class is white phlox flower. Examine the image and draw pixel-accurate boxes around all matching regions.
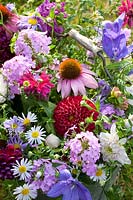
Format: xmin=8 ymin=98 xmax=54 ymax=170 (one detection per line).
xmin=0 ymin=73 xmax=8 ymax=103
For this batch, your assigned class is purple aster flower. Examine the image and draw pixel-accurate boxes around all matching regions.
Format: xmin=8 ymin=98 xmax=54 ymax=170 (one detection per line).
xmin=7 ymin=134 xmax=27 ymax=150
xmin=47 ymin=169 xmax=92 ymax=200
xmin=3 ymin=116 xmax=24 ymax=134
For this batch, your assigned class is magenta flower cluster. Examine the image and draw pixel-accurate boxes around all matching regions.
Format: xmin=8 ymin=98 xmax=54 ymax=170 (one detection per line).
xmin=64 ymin=131 xmax=100 ymax=176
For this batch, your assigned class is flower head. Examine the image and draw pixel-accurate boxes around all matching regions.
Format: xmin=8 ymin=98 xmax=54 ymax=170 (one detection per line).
xmin=3 ymin=116 xmax=24 ymax=134
xmin=56 ymin=58 xmax=98 ymax=98
xmin=25 ymin=126 xmax=46 ymax=145
xmin=12 ymin=158 xmax=33 ymax=181
xmin=13 ymin=183 xmax=37 ymax=200
xmin=47 ymin=169 xmax=92 ymax=200
xmin=53 ymin=96 xmax=99 ymax=136
xmin=118 ymin=0 xmax=133 ymax=27
xmin=19 ymin=112 xmax=37 ymax=126
xmin=99 ymin=123 xmax=131 ymax=165
xmin=90 ymin=164 xmax=107 ymax=182
xmin=0 ymin=4 xmax=19 ymax=38
xmin=0 ymin=144 xmax=22 ymax=180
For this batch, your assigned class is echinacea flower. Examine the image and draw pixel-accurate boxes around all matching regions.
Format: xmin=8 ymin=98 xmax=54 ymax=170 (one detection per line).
xmin=56 ymin=58 xmax=98 ymax=98
xmin=0 ymin=4 xmax=19 ymax=38
xmin=12 ymin=158 xmax=32 ymax=181
xmin=13 ymin=183 xmax=37 ymax=200
xmin=47 ymin=169 xmax=92 ymax=200
xmin=118 ymin=0 xmax=133 ymax=27
xmin=99 ymin=123 xmax=131 ymax=165
xmin=25 ymin=126 xmax=46 ymax=145
xmin=19 ymin=112 xmax=37 ymax=126
xmin=53 ymin=96 xmax=99 ymax=136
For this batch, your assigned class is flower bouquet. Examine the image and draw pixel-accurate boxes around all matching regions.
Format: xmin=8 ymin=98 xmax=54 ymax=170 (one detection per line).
xmin=0 ymin=0 xmax=133 ymax=200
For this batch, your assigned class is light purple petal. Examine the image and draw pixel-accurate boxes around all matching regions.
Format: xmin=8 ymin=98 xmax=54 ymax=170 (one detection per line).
xmin=76 ymin=181 xmax=92 ymax=200
xmin=57 ymin=79 xmax=62 ymax=92
xmin=59 ymin=169 xmax=72 ymax=181
xmin=47 ymin=182 xmax=65 ymax=197
xmin=61 ymin=79 xmax=70 ymax=98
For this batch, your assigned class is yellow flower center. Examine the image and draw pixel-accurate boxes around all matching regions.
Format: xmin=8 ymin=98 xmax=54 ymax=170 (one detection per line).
xmin=19 ymin=165 xmax=27 ymax=173
xmin=59 ymin=58 xmax=82 ymax=79
xmin=23 ymin=80 xmax=30 ymax=87
xmin=105 ymin=146 xmax=113 ymax=154
xmin=28 ymin=18 xmax=37 ymax=25
xmin=21 ymin=188 xmax=30 ymax=195
xmin=96 ymin=169 xmax=103 ymax=177
xmin=32 ymin=131 xmax=39 ymax=138
xmin=11 ymin=123 xmax=18 ymax=129
xmin=23 ymin=118 xmax=30 ymax=125
xmin=14 ymin=143 xmax=20 ymax=149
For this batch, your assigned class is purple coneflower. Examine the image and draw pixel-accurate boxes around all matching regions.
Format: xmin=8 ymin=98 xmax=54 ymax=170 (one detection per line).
xmin=56 ymin=58 xmax=98 ymax=98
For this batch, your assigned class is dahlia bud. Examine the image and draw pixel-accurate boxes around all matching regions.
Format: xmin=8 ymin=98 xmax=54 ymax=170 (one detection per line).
xmin=45 ymin=134 xmax=60 ymax=148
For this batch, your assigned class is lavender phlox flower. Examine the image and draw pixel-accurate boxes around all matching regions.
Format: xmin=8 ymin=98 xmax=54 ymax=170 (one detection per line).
xmin=2 ymin=55 xmax=35 ymax=98
xmin=37 ymin=0 xmax=56 ymax=18
xmin=15 ymin=29 xmax=51 ymax=59
xmin=100 ymin=103 xmax=125 ymax=117
xmin=3 ymin=116 xmax=24 ymax=134
xmin=47 ymin=169 xmax=92 ymax=200
xmin=30 ymin=159 xmax=67 ymax=193
xmin=64 ymin=131 xmax=100 ymax=176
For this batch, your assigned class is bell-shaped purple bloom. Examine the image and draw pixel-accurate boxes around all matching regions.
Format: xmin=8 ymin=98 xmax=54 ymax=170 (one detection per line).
xmin=47 ymin=169 xmax=92 ymax=200
xmin=102 ymin=33 xmax=133 ymax=61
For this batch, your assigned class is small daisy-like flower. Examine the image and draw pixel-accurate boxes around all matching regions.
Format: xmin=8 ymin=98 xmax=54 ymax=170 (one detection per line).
xmin=90 ymin=164 xmax=107 ymax=182
xmin=3 ymin=116 xmax=24 ymax=134
xmin=25 ymin=126 xmax=46 ymax=145
xmin=19 ymin=112 xmax=37 ymax=126
xmin=13 ymin=183 xmax=37 ymax=200
xmin=56 ymin=58 xmax=98 ymax=98
xmin=12 ymin=158 xmax=32 ymax=181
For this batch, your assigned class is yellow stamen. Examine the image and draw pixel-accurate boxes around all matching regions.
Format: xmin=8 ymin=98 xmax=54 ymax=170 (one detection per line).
xmin=23 ymin=80 xmax=30 ymax=87
xmin=21 ymin=188 xmax=30 ymax=195
xmin=11 ymin=123 xmax=18 ymax=129
xmin=32 ymin=131 xmax=39 ymax=138
xmin=28 ymin=18 xmax=37 ymax=25
xmin=23 ymin=118 xmax=30 ymax=125
xmin=14 ymin=143 xmax=20 ymax=149
xmin=19 ymin=165 xmax=27 ymax=173
xmin=96 ymin=169 xmax=103 ymax=177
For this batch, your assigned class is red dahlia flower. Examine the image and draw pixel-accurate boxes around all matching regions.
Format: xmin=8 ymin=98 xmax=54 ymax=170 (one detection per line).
xmin=0 ymin=144 xmax=22 ymax=180
xmin=118 ymin=0 xmax=133 ymax=27
xmin=53 ymin=96 xmax=99 ymax=137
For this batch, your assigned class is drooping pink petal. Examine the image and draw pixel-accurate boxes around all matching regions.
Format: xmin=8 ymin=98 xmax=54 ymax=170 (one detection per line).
xmin=70 ymin=79 xmax=79 ymax=96
xmin=57 ymin=79 xmax=62 ymax=92
xmin=61 ymin=79 xmax=71 ymax=98
xmin=81 ymin=74 xmax=98 ymax=89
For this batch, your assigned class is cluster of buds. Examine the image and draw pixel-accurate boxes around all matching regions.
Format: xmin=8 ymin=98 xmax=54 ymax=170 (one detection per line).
xmin=111 ymin=87 xmax=128 ymax=110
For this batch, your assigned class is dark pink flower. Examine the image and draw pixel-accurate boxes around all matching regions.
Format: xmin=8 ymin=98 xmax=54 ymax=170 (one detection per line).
xmin=118 ymin=0 xmax=133 ymax=27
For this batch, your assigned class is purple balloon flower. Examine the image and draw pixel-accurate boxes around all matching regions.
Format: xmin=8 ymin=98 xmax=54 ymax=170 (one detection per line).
xmin=47 ymin=169 xmax=92 ymax=200
xmin=102 ymin=33 xmax=133 ymax=61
